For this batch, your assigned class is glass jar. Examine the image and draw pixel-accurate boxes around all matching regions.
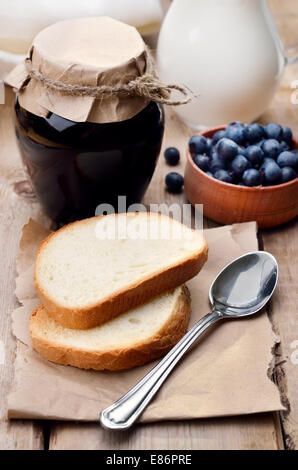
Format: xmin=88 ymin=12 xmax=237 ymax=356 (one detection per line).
xmin=7 ymin=17 xmax=176 ymax=224
xmin=14 ymin=99 xmax=164 ymax=224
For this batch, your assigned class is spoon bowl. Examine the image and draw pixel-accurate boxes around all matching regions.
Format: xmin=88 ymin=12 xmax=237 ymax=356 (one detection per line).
xmin=209 ymin=251 xmax=278 ymax=317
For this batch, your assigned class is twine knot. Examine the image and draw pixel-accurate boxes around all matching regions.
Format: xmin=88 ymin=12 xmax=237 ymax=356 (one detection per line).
xmin=23 ymin=49 xmax=194 ymax=106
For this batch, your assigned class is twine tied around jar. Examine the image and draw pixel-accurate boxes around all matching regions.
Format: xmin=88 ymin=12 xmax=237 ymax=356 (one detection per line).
xmin=23 ymin=48 xmax=194 ymax=106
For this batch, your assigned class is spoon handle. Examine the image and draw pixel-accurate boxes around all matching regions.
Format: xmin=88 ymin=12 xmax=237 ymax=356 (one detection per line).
xmin=99 ymin=310 xmax=222 ymax=430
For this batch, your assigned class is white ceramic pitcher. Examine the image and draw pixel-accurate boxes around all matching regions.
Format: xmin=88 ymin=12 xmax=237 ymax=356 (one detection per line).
xmin=157 ymin=0 xmax=298 ymax=129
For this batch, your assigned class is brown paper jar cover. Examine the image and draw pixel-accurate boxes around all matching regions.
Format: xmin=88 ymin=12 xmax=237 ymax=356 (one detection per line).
xmin=6 ymin=16 xmax=155 ymax=123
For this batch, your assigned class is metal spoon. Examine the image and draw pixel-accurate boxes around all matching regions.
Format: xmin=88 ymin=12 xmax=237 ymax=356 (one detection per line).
xmin=99 ymin=251 xmax=278 ymax=431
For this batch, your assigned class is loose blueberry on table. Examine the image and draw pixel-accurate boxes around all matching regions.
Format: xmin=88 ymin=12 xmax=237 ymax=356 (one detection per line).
xmin=165 ymin=172 xmax=184 ymax=193
xmin=164 ymin=147 xmax=180 ymax=166
xmin=189 ymin=122 xmax=297 ymax=187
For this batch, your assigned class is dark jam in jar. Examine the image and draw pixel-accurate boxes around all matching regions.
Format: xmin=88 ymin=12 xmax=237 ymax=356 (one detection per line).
xmin=15 ymin=99 xmax=164 ymax=224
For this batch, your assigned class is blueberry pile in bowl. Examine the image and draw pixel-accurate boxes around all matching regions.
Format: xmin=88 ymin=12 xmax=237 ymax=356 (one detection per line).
xmin=189 ymin=122 xmax=298 ymax=187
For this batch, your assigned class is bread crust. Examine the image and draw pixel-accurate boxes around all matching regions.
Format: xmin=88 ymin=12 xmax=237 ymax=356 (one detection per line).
xmin=30 ymin=285 xmax=191 ymax=371
xmin=35 ymin=213 xmax=208 ymax=329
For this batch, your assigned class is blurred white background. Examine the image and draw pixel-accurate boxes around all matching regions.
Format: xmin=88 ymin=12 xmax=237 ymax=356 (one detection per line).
xmin=0 ymin=0 xmax=166 ymax=78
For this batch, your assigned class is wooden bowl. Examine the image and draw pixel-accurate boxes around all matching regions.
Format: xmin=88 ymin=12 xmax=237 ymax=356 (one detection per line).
xmin=184 ymin=126 xmax=298 ymax=228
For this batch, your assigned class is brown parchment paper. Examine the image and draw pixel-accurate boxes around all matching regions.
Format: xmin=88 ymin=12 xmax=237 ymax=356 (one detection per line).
xmin=7 ymin=219 xmax=284 ymax=421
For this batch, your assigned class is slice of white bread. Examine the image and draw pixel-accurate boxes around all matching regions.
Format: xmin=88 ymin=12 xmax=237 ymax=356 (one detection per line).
xmin=30 ymin=286 xmax=191 ymax=371
xmin=35 ymin=212 xmax=208 ymax=329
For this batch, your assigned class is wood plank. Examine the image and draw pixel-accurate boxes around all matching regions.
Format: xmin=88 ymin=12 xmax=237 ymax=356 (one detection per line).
xmin=0 ymin=88 xmax=44 ymax=449
xmin=259 ymin=2 xmax=298 ymax=448
xmin=50 ymin=414 xmax=282 ymax=450
xmin=261 ymin=221 xmax=298 ymax=450
xmin=0 ymin=186 xmax=45 ymax=450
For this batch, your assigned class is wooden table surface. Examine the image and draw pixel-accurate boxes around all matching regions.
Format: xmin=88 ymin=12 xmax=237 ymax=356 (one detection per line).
xmin=0 ymin=0 xmax=297 ymax=450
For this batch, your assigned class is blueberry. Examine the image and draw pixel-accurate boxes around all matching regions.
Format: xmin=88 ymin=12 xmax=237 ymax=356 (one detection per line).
xmin=260 ymin=158 xmax=282 ymax=185
xmin=281 ymin=126 xmax=293 ymax=145
xmin=209 ymin=151 xmax=226 ymax=172
xmin=262 ymin=139 xmax=280 ymax=159
xmin=242 ymin=169 xmax=263 ymax=187
xmin=230 ymin=155 xmax=252 ymax=178
xmin=255 ymin=139 xmax=266 ymax=148
xmin=164 ymin=147 xmax=180 ymax=166
xmin=237 ymin=146 xmax=246 ymax=156
xmin=277 ymin=151 xmax=298 ymax=169
xmin=245 ymin=145 xmax=264 ymax=166
xmin=189 ymin=135 xmax=207 ymax=154
xmin=193 ymin=154 xmax=209 ymax=172
xmin=212 ymin=130 xmax=226 ymax=146
xmin=264 ymin=122 xmax=283 ymax=141
xmin=260 ymin=157 xmax=275 ymax=168
xmin=229 ymin=172 xmax=239 ymax=184
xmin=227 ymin=121 xmax=245 ymax=129
xmin=214 ymin=169 xmax=233 ymax=183
xmin=217 ymin=138 xmax=239 ymax=160
xmin=225 ymin=125 xmax=245 ymax=145
xmin=205 ymin=138 xmax=212 ymax=155
xmin=280 ymin=167 xmax=297 ymax=183
xmin=279 ymin=141 xmax=290 ymax=153
xmin=243 ymin=123 xmax=264 ymax=144
xmin=205 ymin=171 xmax=213 ymax=177
xmin=165 ymin=172 xmax=184 ymax=193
